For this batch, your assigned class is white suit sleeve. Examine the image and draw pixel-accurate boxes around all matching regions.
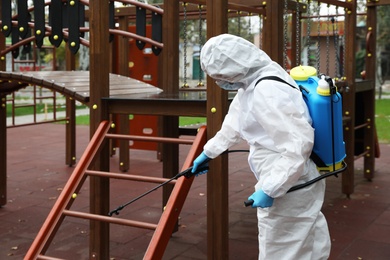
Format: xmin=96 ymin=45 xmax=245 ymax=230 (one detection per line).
xmin=203 ymin=96 xmax=243 ymax=159
xmin=253 ymin=84 xmax=314 ymax=198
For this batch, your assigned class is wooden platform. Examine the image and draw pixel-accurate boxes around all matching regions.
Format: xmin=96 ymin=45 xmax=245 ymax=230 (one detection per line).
xmin=0 ymin=71 xmax=210 ymax=208
xmin=0 ymin=71 xmax=164 ymax=103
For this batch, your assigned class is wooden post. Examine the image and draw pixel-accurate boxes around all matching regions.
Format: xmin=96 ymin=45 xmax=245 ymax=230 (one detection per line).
xmin=89 ymin=0 xmax=110 ymax=259
xmin=205 ymin=0 xmax=229 ymax=259
xmin=65 ymin=46 xmax=76 ymax=167
xmin=117 ymin=15 xmax=130 ymax=172
xmin=65 ymin=97 xmax=76 ymax=166
xmin=160 ymin=1 xmax=180 ymax=232
xmin=262 ymin=0 xmax=285 ymax=65
xmin=0 ymin=2 xmax=7 ymax=206
xmin=0 ymin=93 xmax=6 ymax=206
xmin=363 ymin=3 xmax=377 ymax=180
xmin=342 ymin=2 xmax=357 ymax=196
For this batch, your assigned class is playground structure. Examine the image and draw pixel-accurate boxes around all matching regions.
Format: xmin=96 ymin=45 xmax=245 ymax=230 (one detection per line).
xmin=0 ymin=0 xmax=383 ymax=259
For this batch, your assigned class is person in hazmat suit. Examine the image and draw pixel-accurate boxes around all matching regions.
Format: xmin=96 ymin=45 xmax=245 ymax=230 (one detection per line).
xmin=191 ymin=34 xmax=331 ymax=259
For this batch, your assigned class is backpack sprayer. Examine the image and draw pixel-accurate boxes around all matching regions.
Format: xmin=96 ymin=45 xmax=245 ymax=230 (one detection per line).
xmin=244 ymin=65 xmax=347 ymax=206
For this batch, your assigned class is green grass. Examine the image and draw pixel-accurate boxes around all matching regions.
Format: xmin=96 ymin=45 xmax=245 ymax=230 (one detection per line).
xmin=375 ymin=99 xmax=390 ymax=143
xmin=179 ymin=117 xmax=206 ymax=126
xmin=75 ymin=115 xmax=90 ymax=125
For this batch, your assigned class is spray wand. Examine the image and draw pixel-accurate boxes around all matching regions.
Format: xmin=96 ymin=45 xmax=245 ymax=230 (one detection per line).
xmin=108 ymin=150 xmax=250 ymax=216
xmin=108 ymin=162 xmax=210 ymax=216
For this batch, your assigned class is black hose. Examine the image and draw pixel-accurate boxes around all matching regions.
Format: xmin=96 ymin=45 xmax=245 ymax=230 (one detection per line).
xmin=244 ymin=161 xmax=347 ymax=207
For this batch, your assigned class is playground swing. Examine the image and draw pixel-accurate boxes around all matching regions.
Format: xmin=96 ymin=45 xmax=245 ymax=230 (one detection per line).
xmin=197 ymin=4 xmax=205 ymax=87
xmin=181 ymin=2 xmax=189 ymax=88
xmin=283 ymin=0 xmax=289 ymax=70
xmin=282 ymin=0 xmax=305 ymax=70
xmin=180 ymin=2 xmax=204 ymax=88
xmin=258 ymin=13 xmax=263 ymax=50
xmin=316 ymin=2 xmax=322 ymax=73
xmin=298 ymin=1 xmax=345 ymax=80
xmin=279 ymin=1 xmax=347 ymax=175
xmin=294 ymin=0 xmax=302 ymax=67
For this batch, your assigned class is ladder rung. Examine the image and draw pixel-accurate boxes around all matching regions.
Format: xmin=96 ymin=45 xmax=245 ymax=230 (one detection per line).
xmin=105 ymin=133 xmax=194 ymax=145
xmin=63 ymin=210 xmax=158 ymax=230
xmin=37 ymin=254 xmax=66 ymax=260
xmin=85 ymin=170 xmax=177 ymax=185
xmin=354 ymin=150 xmax=369 ymax=160
xmin=354 ymin=123 xmax=369 ymax=130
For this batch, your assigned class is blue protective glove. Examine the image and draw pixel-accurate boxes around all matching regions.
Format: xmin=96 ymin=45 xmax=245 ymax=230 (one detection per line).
xmin=191 ymin=152 xmax=210 ymax=175
xmin=248 ymin=189 xmax=274 ymax=208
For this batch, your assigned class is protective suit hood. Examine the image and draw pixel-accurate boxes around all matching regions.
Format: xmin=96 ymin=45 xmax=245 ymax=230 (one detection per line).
xmin=200 ymin=34 xmax=297 ymax=89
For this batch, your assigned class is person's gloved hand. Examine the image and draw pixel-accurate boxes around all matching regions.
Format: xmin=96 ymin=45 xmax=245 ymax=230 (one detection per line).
xmin=191 ymin=152 xmax=210 ymax=175
xmin=248 ymin=189 xmax=274 ymax=208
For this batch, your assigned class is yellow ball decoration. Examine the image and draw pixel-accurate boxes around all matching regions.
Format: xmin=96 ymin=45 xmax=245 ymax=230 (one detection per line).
xmin=53 ymin=35 xmax=59 ymax=40
xmin=92 ymin=104 xmax=98 ymax=109
xmin=211 ymin=107 xmax=217 ymax=113
xmin=19 ymin=27 xmax=24 ymax=32
xmin=36 ymin=30 xmax=41 ymax=35
xmin=3 ymin=25 xmax=8 ymax=31
xmin=70 ymin=42 xmax=76 ymax=47
xmin=72 ymin=193 xmax=77 ymax=199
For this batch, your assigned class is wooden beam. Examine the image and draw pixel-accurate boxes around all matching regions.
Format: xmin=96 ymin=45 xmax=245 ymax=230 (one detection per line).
xmin=367 ymin=0 xmax=390 ymax=6
xmin=205 ymin=0 xmax=229 ymax=259
xmin=117 ymin=16 xmax=130 ymax=173
xmin=0 ymin=93 xmax=6 ymax=207
xmin=341 ymin=1 xmax=357 ymax=196
xmin=89 ymin=0 xmax=111 ymax=259
xmin=362 ymin=3 xmax=377 ymax=180
xmin=160 ymin=0 xmax=180 ymax=234
xmin=263 ymin=0 xmax=285 ymax=66
xmin=65 ymin=44 xmax=76 ymax=167
xmin=0 ymin=2 xmax=7 ymax=207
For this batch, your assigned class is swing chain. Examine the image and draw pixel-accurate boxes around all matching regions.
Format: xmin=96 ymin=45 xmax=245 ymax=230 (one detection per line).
xmin=326 ymin=4 xmax=330 ymax=76
xmin=316 ymin=2 xmax=321 ymax=73
xmin=259 ymin=14 xmax=263 ymax=49
xmin=249 ymin=12 xmax=252 ymax=36
xmin=197 ymin=4 xmax=204 ymax=87
xmin=342 ymin=12 xmax=346 ymax=78
xmin=237 ymin=11 xmax=241 ymax=36
xmin=306 ymin=0 xmax=312 ymax=66
xmin=333 ymin=7 xmax=340 ymax=79
xmin=296 ymin=0 xmax=301 ymax=66
xmin=182 ymin=2 xmax=189 ymax=88
xmin=283 ymin=0 xmax=289 ymax=70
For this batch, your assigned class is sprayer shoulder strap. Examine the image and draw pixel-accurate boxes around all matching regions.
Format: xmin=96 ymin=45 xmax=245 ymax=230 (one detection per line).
xmin=254 ymin=76 xmax=300 ymax=91
xmin=254 ymin=75 xmax=327 ymax=168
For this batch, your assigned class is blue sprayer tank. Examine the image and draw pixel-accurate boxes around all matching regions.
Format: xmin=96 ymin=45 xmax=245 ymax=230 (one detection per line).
xmin=290 ymin=66 xmax=346 ymax=172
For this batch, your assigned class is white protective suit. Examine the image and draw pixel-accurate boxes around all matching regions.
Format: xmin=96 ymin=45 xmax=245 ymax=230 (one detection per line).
xmin=200 ymin=34 xmax=331 ymax=259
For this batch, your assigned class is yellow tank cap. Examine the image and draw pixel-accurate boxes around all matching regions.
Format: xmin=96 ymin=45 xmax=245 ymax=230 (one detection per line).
xmin=290 ymin=66 xmax=317 ymax=81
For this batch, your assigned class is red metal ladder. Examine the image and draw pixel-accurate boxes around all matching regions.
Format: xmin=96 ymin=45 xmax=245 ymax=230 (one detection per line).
xmin=24 ymin=120 xmax=207 ymax=259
